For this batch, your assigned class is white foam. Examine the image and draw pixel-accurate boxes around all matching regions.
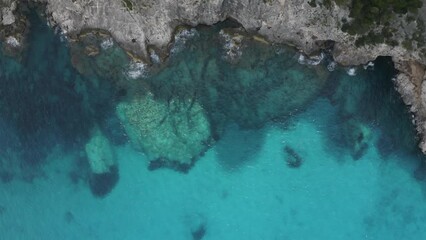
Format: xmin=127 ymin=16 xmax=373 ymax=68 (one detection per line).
xmin=219 ymin=30 xmax=243 ymax=61
xmin=363 ymin=61 xmax=374 ymax=70
xmin=100 ymin=38 xmax=114 ymax=50
xmin=307 ymin=53 xmax=324 ymax=65
xmin=298 ymin=52 xmax=325 ymax=65
xmin=150 ymin=50 xmax=161 ymax=64
xmin=126 ymin=61 xmax=148 ymax=79
xmin=298 ymin=54 xmax=306 ymax=64
xmin=171 ymin=28 xmax=198 ymax=54
xmin=5 ymin=36 xmax=20 ymax=47
xmin=347 ymin=67 xmax=357 ymax=76
xmin=327 ymin=61 xmax=336 ymax=72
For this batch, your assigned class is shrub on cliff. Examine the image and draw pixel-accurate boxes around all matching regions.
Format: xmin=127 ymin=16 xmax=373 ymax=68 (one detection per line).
xmin=342 ymin=0 xmax=423 ymax=35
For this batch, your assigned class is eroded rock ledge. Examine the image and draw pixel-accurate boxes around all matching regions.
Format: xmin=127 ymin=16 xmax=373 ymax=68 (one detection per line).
xmin=2 ymin=0 xmax=426 ymax=151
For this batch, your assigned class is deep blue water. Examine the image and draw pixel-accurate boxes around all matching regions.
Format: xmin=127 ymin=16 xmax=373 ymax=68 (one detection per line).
xmin=1 ymin=13 xmax=426 ymax=240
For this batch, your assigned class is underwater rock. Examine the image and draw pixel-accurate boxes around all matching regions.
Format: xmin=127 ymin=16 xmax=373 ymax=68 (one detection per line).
xmin=85 ymin=127 xmax=119 ymax=197
xmin=116 ymin=91 xmax=212 ymax=167
xmin=284 ymin=146 xmax=303 ymax=168
xmin=85 ymin=127 xmax=117 ymax=174
xmin=69 ymin=30 xmax=130 ymax=80
xmin=64 ymin=211 xmax=75 ymax=224
xmin=84 ymin=45 xmax=100 ymax=57
xmin=191 ymin=224 xmax=206 ymax=240
xmin=342 ymin=119 xmax=371 ymax=160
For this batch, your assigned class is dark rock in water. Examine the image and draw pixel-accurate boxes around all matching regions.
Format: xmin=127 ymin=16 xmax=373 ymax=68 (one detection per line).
xmin=64 ymin=211 xmax=74 ymax=224
xmin=352 ymin=143 xmax=369 ymax=161
xmin=191 ymin=224 xmax=206 ymax=240
xmin=0 ymin=171 xmax=14 ymax=183
xmin=340 ymin=119 xmax=371 ymax=160
xmin=284 ymin=146 xmax=303 ymax=168
xmin=89 ymin=165 xmax=119 ymax=198
xmin=148 ymin=157 xmax=193 ymax=174
xmin=413 ymin=160 xmax=426 ymax=181
xmin=0 ymin=205 xmax=6 ymax=215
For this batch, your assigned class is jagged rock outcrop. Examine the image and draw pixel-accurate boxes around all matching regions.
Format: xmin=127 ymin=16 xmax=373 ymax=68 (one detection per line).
xmin=0 ymin=0 xmax=28 ymax=58
xmin=30 ymin=0 xmax=425 ymax=64
xmin=394 ymin=61 xmax=426 ymax=152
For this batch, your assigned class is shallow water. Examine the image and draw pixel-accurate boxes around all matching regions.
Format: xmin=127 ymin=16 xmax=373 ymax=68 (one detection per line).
xmin=1 ymin=13 xmax=426 ymax=240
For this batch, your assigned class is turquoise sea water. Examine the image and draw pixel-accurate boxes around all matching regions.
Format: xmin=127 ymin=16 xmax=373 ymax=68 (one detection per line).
xmin=1 ymin=13 xmax=426 ymax=239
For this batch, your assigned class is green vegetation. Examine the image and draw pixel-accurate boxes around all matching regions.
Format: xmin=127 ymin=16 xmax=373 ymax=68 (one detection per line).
xmin=307 ymin=0 xmax=350 ymax=9
xmin=355 ymin=31 xmax=383 ymax=46
xmin=308 ymin=0 xmax=425 ymax=48
xmin=333 ymin=0 xmax=350 ymax=6
xmin=402 ymin=39 xmax=413 ymax=50
xmin=414 ymin=19 xmax=425 ymax=46
xmin=308 ymin=0 xmax=317 ymax=7
xmin=342 ymin=0 xmax=423 ymax=35
xmin=122 ymin=0 xmax=133 ymax=11
xmin=353 ymin=26 xmax=399 ymax=47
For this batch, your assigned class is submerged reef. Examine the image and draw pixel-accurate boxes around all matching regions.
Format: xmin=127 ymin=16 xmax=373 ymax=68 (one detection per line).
xmin=85 ymin=127 xmax=117 ymax=175
xmin=191 ymin=224 xmax=207 ymax=240
xmin=146 ymin=27 xmax=329 ymax=130
xmin=341 ymin=119 xmax=371 ymax=160
xmin=114 ymin=26 xmax=330 ymax=170
xmin=116 ymin=92 xmax=212 ymax=167
xmin=284 ymin=146 xmax=303 ymax=168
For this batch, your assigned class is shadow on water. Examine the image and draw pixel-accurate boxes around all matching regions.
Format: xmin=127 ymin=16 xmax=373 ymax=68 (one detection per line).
xmin=214 ymin=125 xmax=265 ymax=171
xmin=322 ymin=57 xmax=419 ymax=161
xmin=0 ymin=12 xmax=90 ymax=165
xmin=318 ymin=56 xmax=426 ymax=193
xmin=0 ymin=11 xmax=121 ymax=183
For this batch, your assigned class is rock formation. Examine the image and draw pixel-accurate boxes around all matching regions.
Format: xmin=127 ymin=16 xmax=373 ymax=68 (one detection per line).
xmin=85 ymin=127 xmax=119 ymax=197
xmin=0 ymin=0 xmax=28 ymax=58
xmin=116 ymin=91 xmax=212 ymax=166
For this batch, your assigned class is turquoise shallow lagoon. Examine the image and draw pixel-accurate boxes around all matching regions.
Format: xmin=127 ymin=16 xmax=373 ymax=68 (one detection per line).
xmin=1 ymin=13 xmax=426 ymax=240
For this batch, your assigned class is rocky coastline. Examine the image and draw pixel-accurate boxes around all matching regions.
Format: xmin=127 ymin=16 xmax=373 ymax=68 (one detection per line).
xmin=2 ymin=0 xmax=426 ymax=152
